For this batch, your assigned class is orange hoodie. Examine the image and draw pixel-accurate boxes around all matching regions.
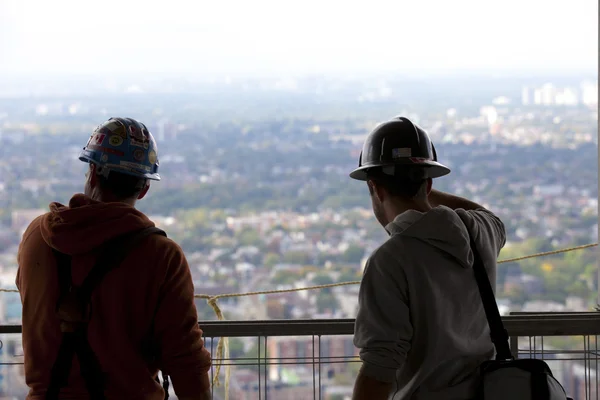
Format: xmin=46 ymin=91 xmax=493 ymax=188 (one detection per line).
xmin=16 ymin=193 xmax=212 ymax=399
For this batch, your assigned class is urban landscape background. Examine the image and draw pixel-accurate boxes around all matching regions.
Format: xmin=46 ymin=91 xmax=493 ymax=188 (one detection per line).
xmin=0 ymin=0 xmax=597 ymax=398
xmin=0 ymin=72 xmax=597 ymax=398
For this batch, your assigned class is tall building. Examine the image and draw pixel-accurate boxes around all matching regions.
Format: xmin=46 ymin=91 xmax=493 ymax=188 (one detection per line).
xmin=521 ymin=86 xmax=530 ymax=105
xmin=581 ymin=81 xmax=598 ymax=106
xmin=540 ymin=83 xmax=556 ymax=105
xmin=533 ymin=88 xmax=543 ymax=105
xmin=157 ymin=118 xmax=168 ymax=141
xmin=560 ymin=87 xmax=579 ymax=106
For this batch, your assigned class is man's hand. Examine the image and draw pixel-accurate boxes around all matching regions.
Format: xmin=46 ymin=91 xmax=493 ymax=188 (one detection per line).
xmin=352 ymin=364 xmax=393 ymax=400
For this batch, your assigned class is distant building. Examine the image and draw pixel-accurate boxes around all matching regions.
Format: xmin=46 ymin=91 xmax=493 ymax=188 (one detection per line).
xmin=581 ymin=81 xmax=598 ymax=106
xmin=521 ymin=87 xmax=530 ymax=105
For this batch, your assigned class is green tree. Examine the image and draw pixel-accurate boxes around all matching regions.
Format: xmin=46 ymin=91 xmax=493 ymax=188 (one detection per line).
xmin=312 ymin=273 xmax=334 ymax=286
xmin=238 ymin=228 xmax=262 ymax=246
xmin=342 ymin=244 xmax=365 ymax=263
xmin=283 ymin=251 xmax=311 ymax=265
xmin=316 ymin=291 xmax=339 ymax=313
xmin=339 ymin=268 xmax=360 ymax=282
xmin=272 ymin=270 xmax=302 ymax=285
xmin=264 ymin=252 xmax=281 ymax=268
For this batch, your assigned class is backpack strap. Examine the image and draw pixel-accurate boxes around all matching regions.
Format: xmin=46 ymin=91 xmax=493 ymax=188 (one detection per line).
xmin=46 ymin=226 xmax=167 ymax=400
xmin=468 ymin=233 xmax=513 ymax=361
xmin=53 ymin=250 xmax=72 ymax=300
xmin=46 ymin=249 xmax=76 ymax=400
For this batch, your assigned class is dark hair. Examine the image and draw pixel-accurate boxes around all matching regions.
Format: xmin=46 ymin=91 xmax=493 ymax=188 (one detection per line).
xmin=95 ymin=167 xmax=147 ymax=199
xmin=366 ymin=167 xmax=427 ymax=199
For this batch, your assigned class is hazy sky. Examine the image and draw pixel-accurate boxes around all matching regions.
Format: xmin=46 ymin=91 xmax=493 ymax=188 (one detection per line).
xmin=0 ymin=0 xmax=597 ymax=76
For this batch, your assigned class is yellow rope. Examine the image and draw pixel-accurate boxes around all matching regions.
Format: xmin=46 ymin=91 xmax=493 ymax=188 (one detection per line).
xmin=198 ymin=242 xmax=599 ymax=303
xmin=497 ymin=242 xmax=597 ymax=264
xmin=0 ymin=241 xmax=596 ymax=397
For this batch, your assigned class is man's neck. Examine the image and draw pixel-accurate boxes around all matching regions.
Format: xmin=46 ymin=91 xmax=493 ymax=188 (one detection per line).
xmin=385 ymin=199 xmax=432 ymax=224
xmin=90 ymin=193 xmax=136 ymax=207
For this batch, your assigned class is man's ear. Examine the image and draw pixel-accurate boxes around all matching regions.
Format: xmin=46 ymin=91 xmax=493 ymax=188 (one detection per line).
xmin=137 ymin=182 xmax=150 ymax=200
xmin=367 ymin=180 xmax=375 ymax=196
xmin=426 ymin=178 xmax=433 ymax=195
xmin=368 ymin=180 xmax=386 ymax=202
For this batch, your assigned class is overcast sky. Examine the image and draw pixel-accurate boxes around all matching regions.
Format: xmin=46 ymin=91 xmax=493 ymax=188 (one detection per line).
xmin=0 ymin=0 xmax=597 ymax=76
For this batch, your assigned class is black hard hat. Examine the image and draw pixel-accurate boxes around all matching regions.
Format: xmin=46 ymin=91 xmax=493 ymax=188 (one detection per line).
xmin=349 ymin=116 xmax=450 ymax=181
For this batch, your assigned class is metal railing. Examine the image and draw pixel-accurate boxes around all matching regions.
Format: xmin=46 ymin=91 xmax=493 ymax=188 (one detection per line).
xmin=0 ymin=314 xmax=598 ymax=400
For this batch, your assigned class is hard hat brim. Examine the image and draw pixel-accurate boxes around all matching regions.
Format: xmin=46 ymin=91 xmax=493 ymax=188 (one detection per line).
xmin=79 ymin=154 xmax=161 ymax=181
xmin=349 ymin=161 xmax=451 ymax=181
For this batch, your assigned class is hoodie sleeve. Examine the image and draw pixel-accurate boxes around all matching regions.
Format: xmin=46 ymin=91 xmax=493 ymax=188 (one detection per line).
xmin=456 ymin=208 xmax=506 ymax=257
xmin=153 ymin=241 xmax=212 ymax=396
xmin=353 ymin=247 xmax=412 ymax=383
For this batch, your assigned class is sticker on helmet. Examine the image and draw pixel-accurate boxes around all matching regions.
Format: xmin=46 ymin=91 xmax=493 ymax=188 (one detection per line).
xmin=109 ymin=135 xmax=123 ymax=146
xmin=392 ymin=148 xmax=411 ymax=158
xmin=148 ymin=150 xmax=157 ymax=164
xmin=109 ymin=123 xmax=127 ymax=139
xmin=129 ymin=125 xmax=146 ymax=140
xmin=120 ymin=161 xmax=151 ymax=171
xmin=133 ymin=149 xmax=145 ymax=162
xmin=88 ymin=144 xmax=125 ymax=157
xmin=101 ymin=154 xmax=109 ymax=163
xmin=130 ymin=138 xmax=149 ymax=149
xmin=91 ymin=133 xmax=106 ymax=146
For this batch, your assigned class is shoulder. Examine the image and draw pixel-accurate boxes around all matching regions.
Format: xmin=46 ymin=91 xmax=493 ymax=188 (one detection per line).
xmin=20 ymin=214 xmax=45 ymax=243
xmin=455 ymin=207 xmax=506 ymax=258
xmin=368 ymin=233 xmax=418 ymax=263
xmin=364 ymin=235 xmax=412 ymax=277
xmin=138 ymin=229 xmax=189 ymax=269
xmin=17 ymin=214 xmax=50 ymax=289
xmin=455 ymin=207 xmax=504 ymax=227
xmin=455 ymin=207 xmax=505 ymax=236
xmin=144 ymin=229 xmax=186 ymax=256
xmin=18 ymin=214 xmax=48 ymax=259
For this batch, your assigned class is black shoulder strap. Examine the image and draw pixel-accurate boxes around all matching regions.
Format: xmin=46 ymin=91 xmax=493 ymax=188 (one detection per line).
xmin=52 ymin=249 xmax=73 ymax=303
xmin=47 ymin=250 xmax=76 ymax=400
xmin=468 ymin=233 xmax=513 ymax=361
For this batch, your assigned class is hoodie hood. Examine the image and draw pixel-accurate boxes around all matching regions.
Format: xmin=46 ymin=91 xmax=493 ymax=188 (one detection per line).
xmin=40 ymin=193 xmax=155 ymax=255
xmin=385 ymin=206 xmax=474 ymax=268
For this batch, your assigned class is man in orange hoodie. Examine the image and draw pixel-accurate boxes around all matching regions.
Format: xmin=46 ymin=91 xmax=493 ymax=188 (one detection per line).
xmin=16 ymin=117 xmax=212 ymax=399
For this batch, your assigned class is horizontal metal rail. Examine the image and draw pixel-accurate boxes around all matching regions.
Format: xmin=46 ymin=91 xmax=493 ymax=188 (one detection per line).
xmin=0 ymin=313 xmax=598 ymax=337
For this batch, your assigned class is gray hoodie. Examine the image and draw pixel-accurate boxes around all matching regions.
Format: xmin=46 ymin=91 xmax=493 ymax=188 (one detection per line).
xmin=353 ymin=205 xmax=506 ymax=400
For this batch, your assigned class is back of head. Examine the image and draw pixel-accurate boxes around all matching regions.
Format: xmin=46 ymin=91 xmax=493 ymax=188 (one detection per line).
xmin=95 ymin=169 xmax=148 ymax=200
xmin=79 ymin=117 xmax=161 ymax=201
xmin=349 ymin=116 xmax=451 ymax=199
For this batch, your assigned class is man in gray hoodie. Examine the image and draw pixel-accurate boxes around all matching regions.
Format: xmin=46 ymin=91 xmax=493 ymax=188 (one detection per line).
xmin=349 ymin=117 xmax=506 ymax=400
